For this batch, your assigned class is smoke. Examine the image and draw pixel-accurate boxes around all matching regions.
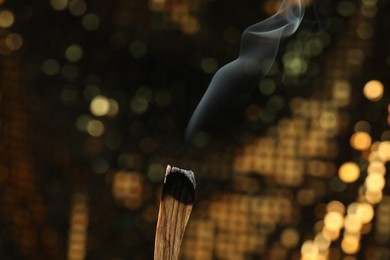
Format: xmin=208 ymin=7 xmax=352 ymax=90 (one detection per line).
xmin=185 ymin=0 xmax=305 ymax=141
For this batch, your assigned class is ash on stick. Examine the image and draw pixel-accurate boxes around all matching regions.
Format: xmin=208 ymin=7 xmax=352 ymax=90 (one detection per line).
xmin=154 ymin=165 xmax=196 ymax=260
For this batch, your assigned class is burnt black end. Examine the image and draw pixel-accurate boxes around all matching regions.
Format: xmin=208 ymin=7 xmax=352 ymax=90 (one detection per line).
xmin=162 ymin=166 xmax=196 ymax=205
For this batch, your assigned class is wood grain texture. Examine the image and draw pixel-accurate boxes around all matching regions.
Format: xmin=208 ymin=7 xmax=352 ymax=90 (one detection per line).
xmin=154 ymin=166 xmax=195 ymax=260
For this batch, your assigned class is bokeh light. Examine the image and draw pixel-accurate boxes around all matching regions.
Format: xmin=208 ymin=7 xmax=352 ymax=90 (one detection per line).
xmin=363 ymin=80 xmax=384 ymax=101
xmin=350 ymin=131 xmax=371 ymax=151
xmin=338 ymin=162 xmax=360 ymax=183
xmin=0 ymin=10 xmax=15 ymax=28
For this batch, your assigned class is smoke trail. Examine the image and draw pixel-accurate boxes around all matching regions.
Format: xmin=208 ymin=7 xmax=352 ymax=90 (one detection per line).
xmin=185 ymin=0 xmax=304 ymax=141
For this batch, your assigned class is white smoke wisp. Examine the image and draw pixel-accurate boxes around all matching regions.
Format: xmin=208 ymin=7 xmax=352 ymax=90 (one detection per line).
xmin=185 ymin=0 xmax=304 ymax=141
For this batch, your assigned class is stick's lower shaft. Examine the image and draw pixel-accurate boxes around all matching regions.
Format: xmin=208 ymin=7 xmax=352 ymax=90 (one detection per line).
xmin=154 ymin=166 xmax=196 ymax=260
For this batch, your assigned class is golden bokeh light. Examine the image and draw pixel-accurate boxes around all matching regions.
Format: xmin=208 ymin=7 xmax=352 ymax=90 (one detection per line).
xmin=377 ymin=141 xmax=390 ymax=161
xmin=301 ymin=240 xmax=319 ymax=257
xmin=363 ymin=80 xmax=384 ymax=101
xmin=0 ymin=10 xmax=15 ymax=28
xmin=86 ymin=119 xmax=105 ymax=137
xmin=90 ymin=95 xmax=110 ymax=116
xmin=324 ymin=211 xmax=344 ymax=231
xmin=341 ymin=236 xmax=360 ymax=254
xmin=367 ymin=161 xmax=386 ymax=175
xmin=314 ymin=233 xmax=331 ymax=252
xmin=112 ymin=171 xmax=143 ymax=209
xmin=280 ymin=228 xmax=300 ymax=248
xmin=344 ymin=215 xmax=362 ymax=233
xmin=5 ymin=33 xmax=23 ymax=50
xmin=356 ymin=203 xmax=374 ymax=224
xmin=327 ymin=200 xmax=346 ymax=215
xmin=365 ymin=190 xmax=383 ymax=204
xmin=338 ymin=162 xmax=360 ymax=183
xmin=322 ymin=226 xmax=340 ymax=241
xmin=350 ymin=131 xmax=371 ymax=151
xmin=365 ymin=173 xmax=385 ymax=192
xmin=50 ymin=0 xmax=68 ymax=11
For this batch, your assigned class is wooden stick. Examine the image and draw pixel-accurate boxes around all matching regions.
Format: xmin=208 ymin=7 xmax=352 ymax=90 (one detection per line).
xmin=154 ymin=165 xmax=196 ymax=260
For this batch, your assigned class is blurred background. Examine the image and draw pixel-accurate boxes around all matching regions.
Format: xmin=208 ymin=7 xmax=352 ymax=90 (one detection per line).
xmin=0 ymin=0 xmax=390 ymax=259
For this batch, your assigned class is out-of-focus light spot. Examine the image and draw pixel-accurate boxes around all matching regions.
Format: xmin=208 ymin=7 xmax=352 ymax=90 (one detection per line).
xmin=304 ymin=38 xmax=324 ymax=57
xmin=91 ymin=158 xmax=109 ymax=174
xmin=319 ymin=111 xmax=337 ymax=130
xmin=117 ymin=153 xmax=143 ymax=170
xmin=112 ymin=171 xmax=143 ymax=209
xmin=314 ymin=233 xmax=331 ymax=252
xmin=344 ymin=215 xmax=362 ymax=233
xmin=246 ymin=104 xmax=262 ymax=121
xmin=367 ymin=161 xmax=386 ymax=175
xmin=5 ymin=33 xmax=23 ymax=51
xmin=350 ymin=131 xmax=371 ymax=151
xmin=76 ymin=115 xmax=93 ymax=132
xmin=154 ymin=90 xmax=171 ymax=107
xmin=147 ymin=163 xmax=165 ymax=183
xmin=90 ymin=95 xmax=110 ymax=116
xmin=50 ymin=0 xmax=68 ymax=11
xmin=363 ymin=80 xmax=384 ymax=101
xmin=356 ymin=202 xmax=374 ymax=224
xmin=354 ymin=120 xmax=371 ymax=133
xmin=259 ymin=79 xmax=276 ymax=96
xmin=339 ymin=162 xmax=360 ymax=183
xmin=61 ymin=86 xmax=78 ymax=106
xmin=327 ymin=200 xmax=345 ymax=215
xmin=200 ymin=57 xmax=218 ymax=74
xmin=180 ymin=16 xmax=200 ymax=35
xmin=347 ymin=48 xmax=365 ymax=66
xmin=69 ymin=0 xmax=87 ymax=16
xmin=300 ymin=240 xmax=319 ymax=257
xmin=324 ymin=211 xmax=344 ymax=231
xmin=283 ymin=52 xmax=308 ymax=76
xmin=297 ymin=189 xmax=315 ymax=205
xmin=129 ymin=41 xmax=147 ymax=58
xmin=332 ymin=80 xmax=351 ymax=106
xmin=322 ymin=227 xmax=340 ymax=241
xmin=82 ymin=13 xmax=100 ymax=31
xmin=266 ymin=95 xmax=284 ymax=114
xmin=356 ymin=22 xmax=373 ymax=39
xmin=65 ymin=44 xmax=83 ymax=62
xmin=191 ymin=131 xmax=210 ymax=148
xmin=378 ymin=141 xmax=390 ymax=161
xmin=361 ymin=3 xmax=377 ymax=17
xmin=149 ymin=0 xmax=166 ymax=12
xmin=336 ymin=1 xmax=356 ymax=16
xmin=62 ymin=64 xmax=79 ymax=81
xmin=42 ymin=59 xmax=61 ymax=76
xmin=107 ymin=99 xmax=119 ymax=117
xmin=365 ymin=190 xmax=382 ymax=204
xmin=341 ymin=235 xmax=360 ymax=254
xmin=136 ymin=87 xmax=153 ymax=102
xmin=0 ymin=10 xmax=14 ymax=28
xmin=86 ymin=120 xmax=105 ymax=137
xmin=280 ymin=228 xmax=299 ymax=248
xmin=130 ymin=97 xmax=148 ymax=114
xmin=365 ymin=173 xmax=385 ymax=192
xmin=381 ymin=130 xmax=390 ymax=141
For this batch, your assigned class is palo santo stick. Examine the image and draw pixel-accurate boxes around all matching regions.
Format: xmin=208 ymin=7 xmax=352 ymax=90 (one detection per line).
xmin=154 ymin=165 xmax=196 ymax=260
